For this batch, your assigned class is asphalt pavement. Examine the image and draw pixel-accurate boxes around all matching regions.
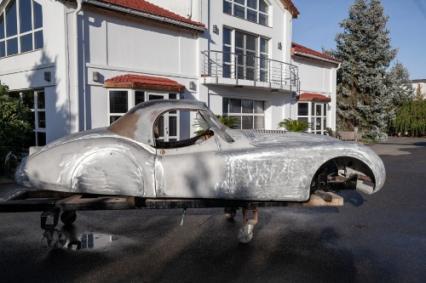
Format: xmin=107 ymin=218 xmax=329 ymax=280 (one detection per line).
xmin=0 ymin=137 xmax=425 ymax=283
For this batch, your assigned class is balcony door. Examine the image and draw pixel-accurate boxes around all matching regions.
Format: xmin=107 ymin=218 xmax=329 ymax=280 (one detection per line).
xmin=235 ymin=31 xmax=257 ymax=80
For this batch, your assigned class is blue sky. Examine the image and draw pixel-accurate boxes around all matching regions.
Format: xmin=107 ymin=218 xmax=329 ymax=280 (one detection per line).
xmin=292 ymin=0 xmax=426 ymax=79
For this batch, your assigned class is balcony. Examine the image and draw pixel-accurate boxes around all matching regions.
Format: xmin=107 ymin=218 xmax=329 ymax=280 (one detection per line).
xmin=201 ymin=50 xmax=300 ymax=92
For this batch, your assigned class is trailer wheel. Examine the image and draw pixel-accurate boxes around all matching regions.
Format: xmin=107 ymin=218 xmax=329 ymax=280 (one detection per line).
xmin=61 ymin=211 xmax=77 ymax=225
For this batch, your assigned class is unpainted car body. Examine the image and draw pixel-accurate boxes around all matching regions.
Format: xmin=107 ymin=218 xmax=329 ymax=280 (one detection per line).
xmin=16 ymin=100 xmax=386 ymax=202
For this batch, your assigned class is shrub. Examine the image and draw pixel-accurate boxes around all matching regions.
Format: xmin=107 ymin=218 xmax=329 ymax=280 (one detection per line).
xmin=279 ymin=119 xmax=309 ymax=132
xmin=217 ymin=115 xmax=239 ymax=129
xmin=0 ymin=84 xmax=33 ymax=176
xmin=390 ymin=100 xmax=426 ymax=137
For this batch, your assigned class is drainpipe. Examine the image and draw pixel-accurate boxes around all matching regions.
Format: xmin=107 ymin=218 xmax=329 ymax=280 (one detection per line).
xmin=74 ymin=0 xmax=83 ymax=132
xmin=187 ymin=0 xmax=193 ymax=19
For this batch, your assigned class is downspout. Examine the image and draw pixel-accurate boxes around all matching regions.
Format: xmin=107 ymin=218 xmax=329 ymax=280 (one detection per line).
xmin=74 ymin=0 xmax=83 ymax=131
xmin=187 ymin=0 xmax=193 ymax=19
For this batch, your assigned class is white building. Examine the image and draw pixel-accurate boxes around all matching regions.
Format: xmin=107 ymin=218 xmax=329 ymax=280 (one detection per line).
xmin=411 ymin=79 xmax=426 ymax=100
xmin=0 ymin=0 xmax=340 ymax=145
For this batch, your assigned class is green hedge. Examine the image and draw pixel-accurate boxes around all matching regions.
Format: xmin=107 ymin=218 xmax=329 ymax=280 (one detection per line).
xmin=390 ymin=100 xmax=426 ymax=137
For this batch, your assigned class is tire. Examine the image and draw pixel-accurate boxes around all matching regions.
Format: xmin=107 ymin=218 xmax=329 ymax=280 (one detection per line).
xmin=61 ymin=211 xmax=77 ymax=225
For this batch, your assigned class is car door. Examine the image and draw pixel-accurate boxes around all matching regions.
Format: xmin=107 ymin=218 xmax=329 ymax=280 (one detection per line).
xmin=154 ymin=133 xmax=229 ymax=198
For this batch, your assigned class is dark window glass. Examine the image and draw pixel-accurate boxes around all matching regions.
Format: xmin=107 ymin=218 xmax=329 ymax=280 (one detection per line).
xmin=246 ymin=35 xmax=256 ymax=50
xmin=19 ymin=0 xmax=32 ymax=33
xmin=236 ymin=49 xmax=244 ymax=65
xmin=37 ymin=132 xmax=46 ymax=146
xmin=230 ymin=99 xmax=241 ymax=113
xmin=242 ymin=116 xmax=253 ymax=129
xmin=33 ymin=1 xmax=43 ymax=29
xmin=254 ymin=101 xmax=264 ymax=113
xmin=298 ymin=103 xmax=308 ymax=116
xmin=6 ymin=37 xmax=18 ymax=55
xmin=37 ymin=91 xmax=44 ymax=108
xmin=246 ymin=51 xmax=256 ymax=66
xmin=34 ymin=30 xmax=43 ymax=49
xmin=22 ymin=90 xmax=34 ymax=108
xmin=254 ymin=116 xmax=264 ymax=129
xmin=223 ymin=27 xmax=231 ymax=45
xmin=20 ymin=33 xmax=33 ymax=52
xmin=169 ymin=116 xmax=177 ymax=136
xmin=234 ymin=4 xmax=244 ymax=18
xmin=30 ymin=112 xmax=35 ymax=128
xmin=6 ymin=1 xmax=17 ymax=37
xmin=247 ymin=0 xmax=257 ymax=9
xmin=247 ymin=9 xmax=257 ymax=22
xmin=223 ymin=64 xmax=231 ymax=78
xmin=109 ymin=115 xmax=121 ymax=124
xmin=169 ymin=93 xmax=177 ymax=99
xmin=235 ymin=0 xmax=245 ymax=4
xmin=235 ymin=31 xmax=244 ymax=48
xmin=135 ymin=91 xmax=145 ymax=105
xmin=242 ymin=99 xmax=253 ymax=113
xmin=223 ymin=0 xmax=232 ymax=14
xmin=259 ymin=13 xmax=268 ymax=26
xmin=259 ymin=0 xmax=268 ymax=12
xmin=222 ymin=98 xmax=229 ymax=114
xmin=30 ymin=131 xmax=36 ymax=146
xmin=109 ymin=91 xmax=128 ymax=113
xmin=223 ymin=46 xmax=231 ymax=62
xmin=232 ymin=116 xmax=241 ymax=129
xmin=0 ymin=14 xmax=4 ymax=39
xmin=260 ymin=38 xmax=268 ymax=53
xmin=246 ymin=68 xmax=255 ymax=80
xmin=0 ymin=41 xmax=5 ymax=57
xmin=237 ymin=66 xmax=244 ymax=79
xmin=38 ymin=111 xmax=45 ymax=128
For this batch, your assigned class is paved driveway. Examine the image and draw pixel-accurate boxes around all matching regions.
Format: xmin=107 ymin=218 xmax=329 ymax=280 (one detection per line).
xmin=0 ymin=138 xmax=425 ymax=283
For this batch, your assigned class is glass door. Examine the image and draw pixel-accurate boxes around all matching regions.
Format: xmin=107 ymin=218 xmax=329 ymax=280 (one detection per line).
xmin=148 ymin=93 xmax=179 ymax=142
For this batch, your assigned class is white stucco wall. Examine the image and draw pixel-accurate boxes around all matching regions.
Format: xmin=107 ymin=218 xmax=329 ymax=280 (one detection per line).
xmin=0 ymin=0 xmax=72 ymax=142
xmin=292 ymin=55 xmax=338 ymax=130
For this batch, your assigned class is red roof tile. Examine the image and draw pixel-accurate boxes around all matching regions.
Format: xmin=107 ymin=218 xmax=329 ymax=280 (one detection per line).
xmin=292 ymin=42 xmax=340 ymax=64
xmin=298 ymin=92 xmax=331 ymax=103
xmin=93 ymin=0 xmax=205 ymax=30
xmin=105 ymin=74 xmax=185 ymax=92
xmin=281 ymin=0 xmax=299 ymax=18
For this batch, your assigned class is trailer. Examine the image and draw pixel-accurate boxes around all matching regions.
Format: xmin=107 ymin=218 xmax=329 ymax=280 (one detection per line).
xmin=0 ymin=188 xmax=344 ymax=245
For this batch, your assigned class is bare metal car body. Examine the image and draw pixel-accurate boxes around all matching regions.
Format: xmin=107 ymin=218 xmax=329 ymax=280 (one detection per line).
xmin=16 ymin=100 xmax=386 ymax=202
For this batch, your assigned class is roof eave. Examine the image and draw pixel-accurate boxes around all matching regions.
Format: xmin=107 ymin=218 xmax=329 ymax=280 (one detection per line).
xmin=293 ymin=52 xmax=341 ymax=65
xmin=83 ymin=0 xmax=205 ymax=32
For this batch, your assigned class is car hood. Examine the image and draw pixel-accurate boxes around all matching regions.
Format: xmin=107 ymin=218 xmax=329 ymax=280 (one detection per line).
xmin=227 ymin=129 xmax=342 ymax=147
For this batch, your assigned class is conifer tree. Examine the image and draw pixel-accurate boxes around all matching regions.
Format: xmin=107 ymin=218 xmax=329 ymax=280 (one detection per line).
xmin=334 ymin=0 xmax=397 ymax=140
xmin=387 ymin=62 xmax=414 ymax=106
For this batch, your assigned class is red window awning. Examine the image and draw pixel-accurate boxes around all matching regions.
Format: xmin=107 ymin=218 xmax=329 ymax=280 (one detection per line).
xmin=104 ymin=74 xmax=185 ymax=93
xmin=298 ymin=92 xmax=331 ymax=103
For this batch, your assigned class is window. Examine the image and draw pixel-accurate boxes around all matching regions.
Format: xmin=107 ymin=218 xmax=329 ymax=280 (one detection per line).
xmin=223 ymin=27 xmax=269 ymax=81
xmin=223 ymin=98 xmax=265 ymax=129
xmin=108 ymin=90 xmax=177 ymax=124
xmin=297 ymin=102 xmax=327 ymax=135
xmin=223 ymin=0 xmax=270 ymax=26
xmin=0 ymin=0 xmax=43 ymax=58
xmin=9 ymin=89 xmax=46 ymax=146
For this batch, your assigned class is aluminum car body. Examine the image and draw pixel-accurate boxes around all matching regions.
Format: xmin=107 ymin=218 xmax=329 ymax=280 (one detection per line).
xmin=16 ymin=100 xmax=386 ymax=201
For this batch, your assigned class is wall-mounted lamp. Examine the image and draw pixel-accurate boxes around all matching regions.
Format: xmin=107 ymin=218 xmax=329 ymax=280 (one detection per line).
xmin=44 ymin=71 xmax=51 ymax=82
xmin=92 ymin=71 xmax=103 ymax=83
xmin=213 ymin=25 xmax=219 ymax=35
xmin=278 ymin=42 xmax=282 ymax=50
xmin=189 ymin=81 xmax=197 ymax=91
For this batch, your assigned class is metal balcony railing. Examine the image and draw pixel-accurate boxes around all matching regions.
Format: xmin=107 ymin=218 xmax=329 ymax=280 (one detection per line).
xmin=201 ymin=50 xmax=300 ymax=92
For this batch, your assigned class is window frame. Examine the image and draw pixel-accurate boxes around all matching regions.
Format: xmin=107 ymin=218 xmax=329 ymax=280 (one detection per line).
xmin=8 ymin=88 xmax=46 ymax=146
xmin=222 ymin=97 xmax=265 ymax=129
xmin=223 ymin=27 xmax=270 ymax=82
xmin=297 ymin=101 xmax=328 ymax=135
xmin=0 ymin=0 xmax=43 ymax=59
xmin=223 ymin=0 xmax=270 ymax=27
xmin=107 ymin=90 xmax=180 ymax=140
